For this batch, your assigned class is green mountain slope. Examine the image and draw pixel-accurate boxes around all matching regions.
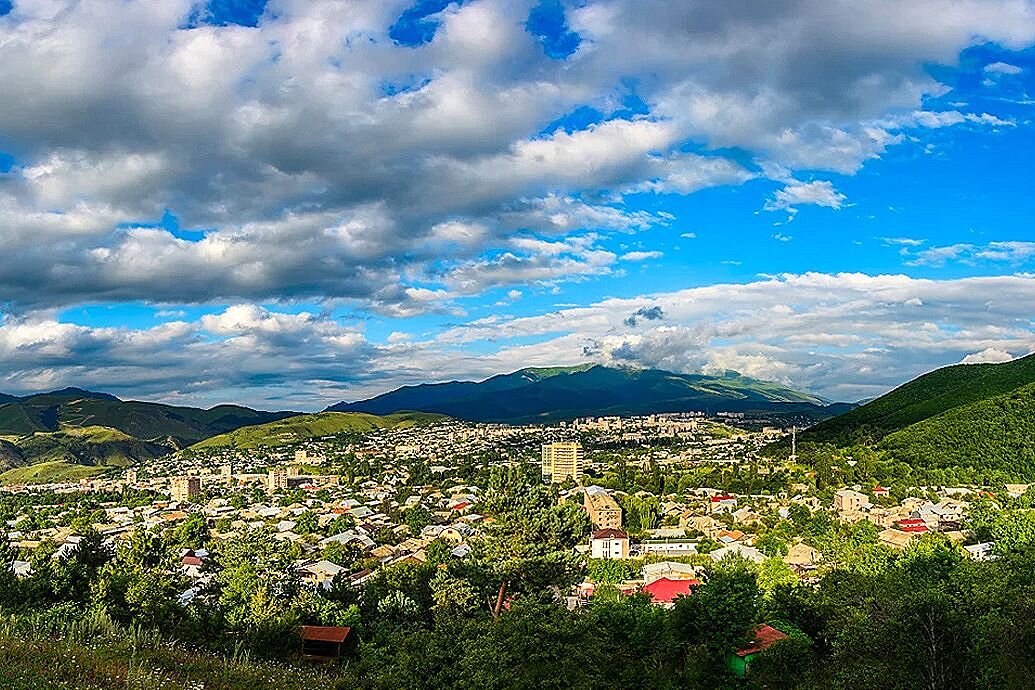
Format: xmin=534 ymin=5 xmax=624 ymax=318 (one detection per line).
xmin=192 ymin=411 xmax=447 ymax=449
xmin=878 ymin=382 xmax=1035 ymax=477
xmin=0 ymin=388 xmax=297 ymax=466
xmin=802 ymin=352 xmax=1035 ymax=445
xmin=0 ymin=460 xmax=108 ymax=485
xmin=328 ymin=364 xmax=838 ymax=423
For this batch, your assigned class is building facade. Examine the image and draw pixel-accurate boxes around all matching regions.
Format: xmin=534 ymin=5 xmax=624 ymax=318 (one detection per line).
xmin=584 ymin=488 xmax=622 ymax=529
xmin=590 ymin=528 xmax=630 ymax=559
xmin=541 ymin=442 xmax=585 ymax=482
xmin=170 ymin=476 xmax=201 ymax=503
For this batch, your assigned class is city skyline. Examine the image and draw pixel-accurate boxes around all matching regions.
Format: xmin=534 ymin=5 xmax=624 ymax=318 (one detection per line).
xmin=1 ymin=0 xmax=1034 ymax=409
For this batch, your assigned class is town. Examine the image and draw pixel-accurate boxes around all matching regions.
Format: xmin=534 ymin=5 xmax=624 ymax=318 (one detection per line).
xmin=1 ymin=412 xmax=1009 ymax=644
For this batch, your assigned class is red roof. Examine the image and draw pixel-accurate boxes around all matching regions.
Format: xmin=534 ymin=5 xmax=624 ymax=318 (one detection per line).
xmin=300 ymin=626 xmax=351 ymax=643
xmin=735 ymin=624 xmax=788 ymax=657
xmin=181 ymin=556 xmax=203 ymax=567
xmin=592 ymin=528 xmax=629 ymax=540
xmin=896 ymin=518 xmax=928 ymax=533
xmin=641 ymin=577 xmax=701 ymax=603
xmin=711 ymin=495 xmax=736 ymax=502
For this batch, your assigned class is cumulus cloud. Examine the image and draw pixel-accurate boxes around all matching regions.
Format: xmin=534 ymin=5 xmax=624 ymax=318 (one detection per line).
xmin=904 ymin=241 xmax=1035 ymax=267
xmin=0 ymin=0 xmax=1028 ymax=314
xmin=624 ymin=305 xmax=665 ymax=327
xmin=961 ymin=347 xmax=1016 ymax=364
xmin=984 ymin=61 xmax=1024 ymax=75
xmin=438 ymin=273 xmax=1035 ymax=403
xmin=764 ymin=180 xmax=847 ymax=216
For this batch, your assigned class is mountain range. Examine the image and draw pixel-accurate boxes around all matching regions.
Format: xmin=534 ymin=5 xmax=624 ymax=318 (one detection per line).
xmin=328 ymin=364 xmax=849 ymax=423
xmin=0 ymin=388 xmax=295 ymax=470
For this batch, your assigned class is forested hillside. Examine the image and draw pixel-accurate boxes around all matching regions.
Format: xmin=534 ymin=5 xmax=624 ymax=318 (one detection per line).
xmin=878 ymin=381 xmax=1035 ymax=477
xmin=803 ymin=352 xmax=1035 ymax=445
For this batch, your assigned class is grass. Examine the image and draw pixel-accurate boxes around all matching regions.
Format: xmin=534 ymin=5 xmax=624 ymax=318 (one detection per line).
xmin=0 ymin=616 xmax=341 ymax=690
xmin=0 ymin=460 xmax=107 ymax=485
xmin=193 ymin=411 xmax=446 ymax=449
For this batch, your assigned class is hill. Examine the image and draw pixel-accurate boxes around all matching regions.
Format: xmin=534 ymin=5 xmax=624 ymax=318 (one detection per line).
xmin=192 ymin=411 xmax=447 ymax=450
xmin=877 ymin=381 xmax=1035 ymax=477
xmin=802 ymin=352 xmax=1035 ymax=445
xmin=0 ymin=388 xmax=296 ymax=467
xmin=0 ymin=460 xmax=108 ymax=485
xmin=328 ymin=364 xmax=841 ymax=424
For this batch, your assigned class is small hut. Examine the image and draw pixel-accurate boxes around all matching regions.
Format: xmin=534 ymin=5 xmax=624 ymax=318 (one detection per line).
xmin=300 ymin=625 xmax=351 ymax=660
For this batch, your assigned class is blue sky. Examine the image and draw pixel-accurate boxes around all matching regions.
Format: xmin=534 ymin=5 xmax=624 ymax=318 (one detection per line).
xmin=1 ymin=0 xmax=1035 ymax=409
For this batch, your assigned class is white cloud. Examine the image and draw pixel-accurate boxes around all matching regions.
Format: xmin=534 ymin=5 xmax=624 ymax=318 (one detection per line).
xmin=961 ymin=347 xmax=1015 ymax=364
xmin=619 ymin=250 xmax=663 ymax=261
xmin=765 ymin=180 xmax=847 ymax=213
xmin=0 ymin=0 xmax=1028 ymax=313
xmin=984 ymin=61 xmax=1023 ymax=75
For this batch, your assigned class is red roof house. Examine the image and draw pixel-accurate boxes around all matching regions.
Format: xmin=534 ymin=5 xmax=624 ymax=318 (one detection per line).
xmin=728 ymin=624 xmax=789 ymax=677
xmin=641 ymin=577 xmax=701 ymax=605
xmin=895 ymin=518 xmax=929 ymax=533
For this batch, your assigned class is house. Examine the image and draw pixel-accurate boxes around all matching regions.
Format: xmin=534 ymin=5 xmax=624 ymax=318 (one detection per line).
xmin=300 ymin=560 xmax=346 ymax=589
xmin=715 ymin=529 xmax=745 ymax=544
xmin=641 ymin=577 xmax=701 ymax=607
xmin=710 ymin=495 xmax=738 ymax=513
xmin=783 ymin=543 xmax=820 ymax=569
xmin=871 ymin=486 xmax=890 ymax=498
xmin=727 ymin=624 xmax=789 ymax=677
xmin=964 ymin=541 xmax=996 ymax=561
xmin=642 ymin=561 xmax=698 ymax=585
xmin=834 ymin=489 xmax=868 ymax=513
xmin=895 ymin=518 xmax=928 ymax=533
xmin=878 ymin=528 xmax=917 ymax=550
xmin=709 ymin=543 xmax=765 ymax=564
xmin=589 ymin=528 xmax=630 ymax=559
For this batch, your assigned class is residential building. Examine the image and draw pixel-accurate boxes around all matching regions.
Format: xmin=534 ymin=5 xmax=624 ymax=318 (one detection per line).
xmin=584 ymin=487 xmax=622 ymax=529
xmin=641 ymin=577 xmax=700 ymax=607
xmin=727 ymin=625 xmax=789 ymax=677
xmin=834 ymin=489 xmax=868 ymax=513
xmin=541 ymin=442 xmax=585 ymax=482
xmin=589 ymin=528 xmax=629 ymax=559
xmin=170 ymin=476 xmax=201 ymax=503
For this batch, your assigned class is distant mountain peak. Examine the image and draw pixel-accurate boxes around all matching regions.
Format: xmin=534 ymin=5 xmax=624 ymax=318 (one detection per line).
xmin=41 ymin=387 xmax=121 ymax=402
xmin=328 ymin=363 xmax=833 ymax=423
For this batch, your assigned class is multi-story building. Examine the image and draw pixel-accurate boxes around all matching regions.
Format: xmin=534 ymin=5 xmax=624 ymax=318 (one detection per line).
xmin=584 ymin=487 xmax=622 ymax=529
xmin=834 ymin=489 xmax=868 ymax=513
xmin=170 ymin=476 xmax=201 ymax=503
xmin=589 ymin=528 xmax=630 ymax=559
xmin=541 ymin=442 xmax=585 ymax=482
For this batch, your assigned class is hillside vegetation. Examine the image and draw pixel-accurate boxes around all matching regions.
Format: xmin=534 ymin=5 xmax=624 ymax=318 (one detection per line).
xmin=878 ymin=381 xmax=1035 ymax=477
xmin=803 ymin=352 xmax=1035 ymax=445
xmin=192 ymin=411 xmax=447 ymax=449
xmin=0 ymin=388 xmax=296 ymax=468
xmin=0 ymin=461 xmax=108 ymax=485
xmin=790 ymin=352 xmax=1035 ymax=480
xmin=330 ymin=365 xmax=840 ymax=423
xmin=0 ymin=617 xmax=337 ymax=690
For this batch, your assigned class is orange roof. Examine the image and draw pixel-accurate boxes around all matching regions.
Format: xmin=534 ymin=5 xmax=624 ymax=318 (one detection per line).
xmin=301 ymin=626 xmax=351 ymax=643
xmin=735 ymin=624 xmax=788 ymax=657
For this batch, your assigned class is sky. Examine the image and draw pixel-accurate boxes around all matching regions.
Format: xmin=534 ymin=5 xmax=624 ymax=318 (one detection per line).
xmin=1 ymin=0 xmax=1035 ymax=410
